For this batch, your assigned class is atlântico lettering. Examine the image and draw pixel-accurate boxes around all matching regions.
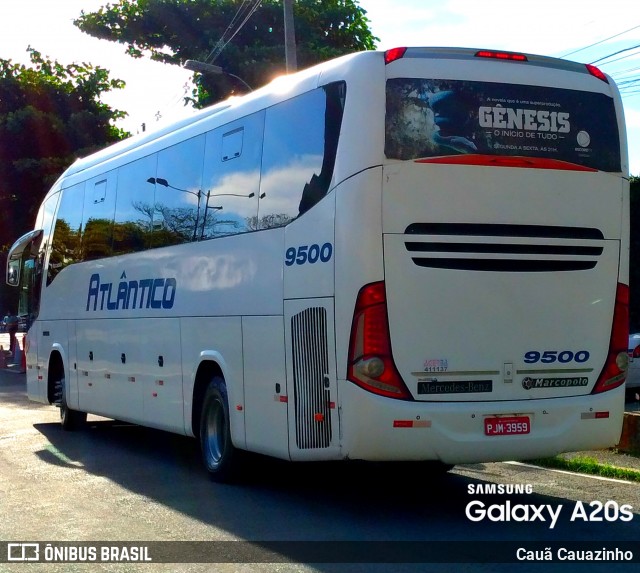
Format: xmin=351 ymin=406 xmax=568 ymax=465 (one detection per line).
xmin=86 ymin=272 xmax=177 ymax=312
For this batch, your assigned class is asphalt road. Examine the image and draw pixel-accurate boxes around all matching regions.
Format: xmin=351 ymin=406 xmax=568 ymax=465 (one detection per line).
xmin=1 ymin=368 xmax=640 ymax=573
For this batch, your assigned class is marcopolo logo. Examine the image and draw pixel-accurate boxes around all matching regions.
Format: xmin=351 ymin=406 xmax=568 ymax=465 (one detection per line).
xmin=522 ymin=377 xmax=589 ymax=390
xmin=86 ymin=272 xmax=177 ymax=312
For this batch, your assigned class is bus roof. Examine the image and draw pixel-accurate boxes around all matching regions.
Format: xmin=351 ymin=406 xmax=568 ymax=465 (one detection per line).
xmin=59 ymin=50 xmax=366 ymax=185
xmin=54 ymin=46 xmax=615 ymax=189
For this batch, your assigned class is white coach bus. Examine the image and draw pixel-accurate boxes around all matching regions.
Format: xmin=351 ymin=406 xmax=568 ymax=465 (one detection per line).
xmin=6 ymin=47 xmax=629 ymax=481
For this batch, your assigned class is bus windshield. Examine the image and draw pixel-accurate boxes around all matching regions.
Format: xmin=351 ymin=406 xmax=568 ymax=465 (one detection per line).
xmin=385 ymin=78 xmax=621 ymax=172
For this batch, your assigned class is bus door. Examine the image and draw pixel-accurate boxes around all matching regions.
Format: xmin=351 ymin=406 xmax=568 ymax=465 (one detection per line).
xmin=6 ymin=229 xmax=44 ymax=402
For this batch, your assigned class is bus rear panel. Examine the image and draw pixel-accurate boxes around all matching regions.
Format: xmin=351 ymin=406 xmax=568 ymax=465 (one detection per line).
xmin=339 ymin=47 xmax=628 ymax=464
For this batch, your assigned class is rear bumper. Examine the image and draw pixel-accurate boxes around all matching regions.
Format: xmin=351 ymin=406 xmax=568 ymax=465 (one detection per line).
xmin=338 ymin=381 xmax=625 ymax=464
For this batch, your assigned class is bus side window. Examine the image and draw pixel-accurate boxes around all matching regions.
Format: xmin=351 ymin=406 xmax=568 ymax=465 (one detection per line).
xmin=114 ymin=154 xmax=158 ymax=254
xmin=202 ymin=111 xmax=263 ymax=239
xmin=32 ymin=190 xmax=59 ymax=313
xmin=154 ymin=135 xmax=206 ymax=245
xmin=82 ymin=173 xmax=117 ymax=261
xmin=48 ymin=182 xmax=85 ymax=285
xmin=258 ymin=82 xmax=345 ymax=229
xmin=298 ymin=82 xmax=346 ymax=216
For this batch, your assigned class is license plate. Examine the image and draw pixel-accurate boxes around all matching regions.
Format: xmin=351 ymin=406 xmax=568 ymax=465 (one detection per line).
xmin=484 ymin=416 xmax=530 ymax=436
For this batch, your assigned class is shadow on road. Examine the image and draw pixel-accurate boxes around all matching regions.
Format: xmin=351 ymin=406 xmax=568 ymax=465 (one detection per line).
xmin=0 ymin=370 xmax=633 ymax=568
xmin=33 ymin=418 xmax=640 ymax=555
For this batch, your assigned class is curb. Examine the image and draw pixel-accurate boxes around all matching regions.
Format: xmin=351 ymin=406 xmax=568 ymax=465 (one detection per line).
xmin=617 ymin=412 xmax=640 ymax=455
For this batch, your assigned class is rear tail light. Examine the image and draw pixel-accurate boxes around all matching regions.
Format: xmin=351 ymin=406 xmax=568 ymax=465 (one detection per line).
xmin=633 ymin=346 xmax=640 ymax=359
xmin=385 ymin=47 xmax=408 ymax=65
xmin=347 ymin=282 xmax=412 ymax=400
xmin=592 ymin=283 xmax=629 ymax=393
xmin=585 ymin=63 xmax=609 ymax=84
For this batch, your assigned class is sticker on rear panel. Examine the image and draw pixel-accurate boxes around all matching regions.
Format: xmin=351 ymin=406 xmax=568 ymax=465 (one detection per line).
xmin=423 ymin=358 xmax=449 ymax=372
xmin=521 ymin=376 xmax=589 ymax=390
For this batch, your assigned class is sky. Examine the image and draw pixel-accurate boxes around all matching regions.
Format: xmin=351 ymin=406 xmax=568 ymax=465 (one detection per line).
xmin=0 ymin=0 xmax=639 ymax=174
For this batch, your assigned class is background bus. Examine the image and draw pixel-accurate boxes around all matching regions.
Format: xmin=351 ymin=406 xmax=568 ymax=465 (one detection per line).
xmin=6 ymin=47 xmax=629 ymax=481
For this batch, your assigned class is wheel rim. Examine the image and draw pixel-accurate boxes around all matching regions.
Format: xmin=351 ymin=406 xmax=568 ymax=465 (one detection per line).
xmin=204 ymin=398 xmax=226 ymax=467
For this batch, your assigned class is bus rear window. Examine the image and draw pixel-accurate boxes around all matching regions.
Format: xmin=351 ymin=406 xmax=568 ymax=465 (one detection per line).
xmin=385 ymin=78 xmax=621 ymax=172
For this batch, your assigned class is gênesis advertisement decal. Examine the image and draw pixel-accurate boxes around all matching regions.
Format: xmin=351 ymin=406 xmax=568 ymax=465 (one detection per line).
xmin=385 ymin=78 xmax=621 ymax=172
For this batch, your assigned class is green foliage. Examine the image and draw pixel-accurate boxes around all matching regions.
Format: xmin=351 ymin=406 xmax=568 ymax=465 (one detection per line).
xmin=0 ymin=48 xmax=127 ymax=309
xmin=528 ymin=455 xmax=640 ymax=483
xmin=0 ymin=48 xmax=127 ymax=252
xmin=75 ymin=0 xmax=378 ymax=105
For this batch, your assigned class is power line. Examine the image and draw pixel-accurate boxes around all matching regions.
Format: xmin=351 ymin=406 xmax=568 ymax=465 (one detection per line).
xmin=205 ymin=0 xmax=253 ymax=63
xmin=610 ymin=64 xmax=640 ymax=77
xmin=619 ymin=80 xmax=640 ymax=89
xmin=591 ymin=43 xmax=640 ymax=64
xmin=205 ymin=0 xmax=263 ymax=64
xmin=560 ymin=24 xmax=640 ymax=58
xmin=596 ymin=49 xmax=640 ymax=67
xmin=612 ymin=74 xmax=640 ymax=84
xmin=149 ymin=0 xmax=262 ymax=127
xmin=616 ymin=75 xmax=640 ymax=84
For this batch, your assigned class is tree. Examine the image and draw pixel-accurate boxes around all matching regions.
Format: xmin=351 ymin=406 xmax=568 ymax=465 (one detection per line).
xmin=0 ymin=49 xmax=127 ymax=308
xmin=74 ymin=0 xmax=378 ymax=106
xmin=0 ymin=48 xmax=127 ymax=249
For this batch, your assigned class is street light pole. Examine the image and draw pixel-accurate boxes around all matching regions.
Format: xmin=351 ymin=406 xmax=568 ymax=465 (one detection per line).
xmin=184 ymin=60 xmax=252 ymax=92
xmin=147 ymin=177 xmax=203 ymax=241
xmin=283 ymin=0 xmax=297 ymax=73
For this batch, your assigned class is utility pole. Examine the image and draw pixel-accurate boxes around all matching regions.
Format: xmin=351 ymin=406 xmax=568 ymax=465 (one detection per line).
xmin=283 ymin=0 xmax=297 ymax=73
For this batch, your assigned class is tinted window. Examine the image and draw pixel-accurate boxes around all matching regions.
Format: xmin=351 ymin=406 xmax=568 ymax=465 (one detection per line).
xmin=154 ymin=135 xmax=206 ymax=244
xmin=39 ymin=191 xmax=60 ymax=293
xmin=258 ymin=83 xmax=345 ymax=229
xmin=113 ymin=155 xmax=158 ymax=255
xmin=385 ymin=78 xmax=621 ymax=172
xmin=82 ymin=173 xmax=117 ymax=261
xmin=40 ymin=191 xmax=61 ymax=253
xmin=202 ymin=112 xmax=263 ymax=239
xmin=48 ymin=182 xmax=85 ymax=284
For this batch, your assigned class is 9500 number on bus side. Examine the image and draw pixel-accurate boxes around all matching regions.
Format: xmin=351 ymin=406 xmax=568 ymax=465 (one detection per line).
xmin=484 ymin=416 xmax=530 ymax=436
xmin=285 ymin=243 xmax=333 ymax=266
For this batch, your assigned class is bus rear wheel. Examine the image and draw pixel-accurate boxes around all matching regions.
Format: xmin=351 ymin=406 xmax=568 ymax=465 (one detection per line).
xmin=200 ymin=377 xmax=240 ymax=482
xmin=56 ymin=376 xmax=87 ymax=431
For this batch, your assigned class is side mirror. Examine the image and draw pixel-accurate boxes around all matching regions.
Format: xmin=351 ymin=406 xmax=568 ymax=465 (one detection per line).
xmin=6 ymin=229 xmax=44 ymax=287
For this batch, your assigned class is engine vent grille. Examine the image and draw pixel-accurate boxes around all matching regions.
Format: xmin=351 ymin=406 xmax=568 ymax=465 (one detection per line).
xmin=291 ymin=307 xmax=332 ymax=449
xmin=404 ymin=223 xmax=604 ymax=272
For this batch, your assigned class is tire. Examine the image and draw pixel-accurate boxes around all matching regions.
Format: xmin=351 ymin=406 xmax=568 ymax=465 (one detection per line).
xmin=58 ymin=376 xmax=87 ymax=431
xmin=199 ymin=377 xmax=240 ymax=482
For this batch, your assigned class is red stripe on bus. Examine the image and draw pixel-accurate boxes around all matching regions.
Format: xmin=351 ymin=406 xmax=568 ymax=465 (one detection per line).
xmin=415 ymin=155 xmax=597 ymax=171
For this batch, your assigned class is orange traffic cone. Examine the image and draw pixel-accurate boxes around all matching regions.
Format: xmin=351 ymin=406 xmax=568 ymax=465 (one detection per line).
xmin=0 ymin=346 xmax=6 ymax=369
